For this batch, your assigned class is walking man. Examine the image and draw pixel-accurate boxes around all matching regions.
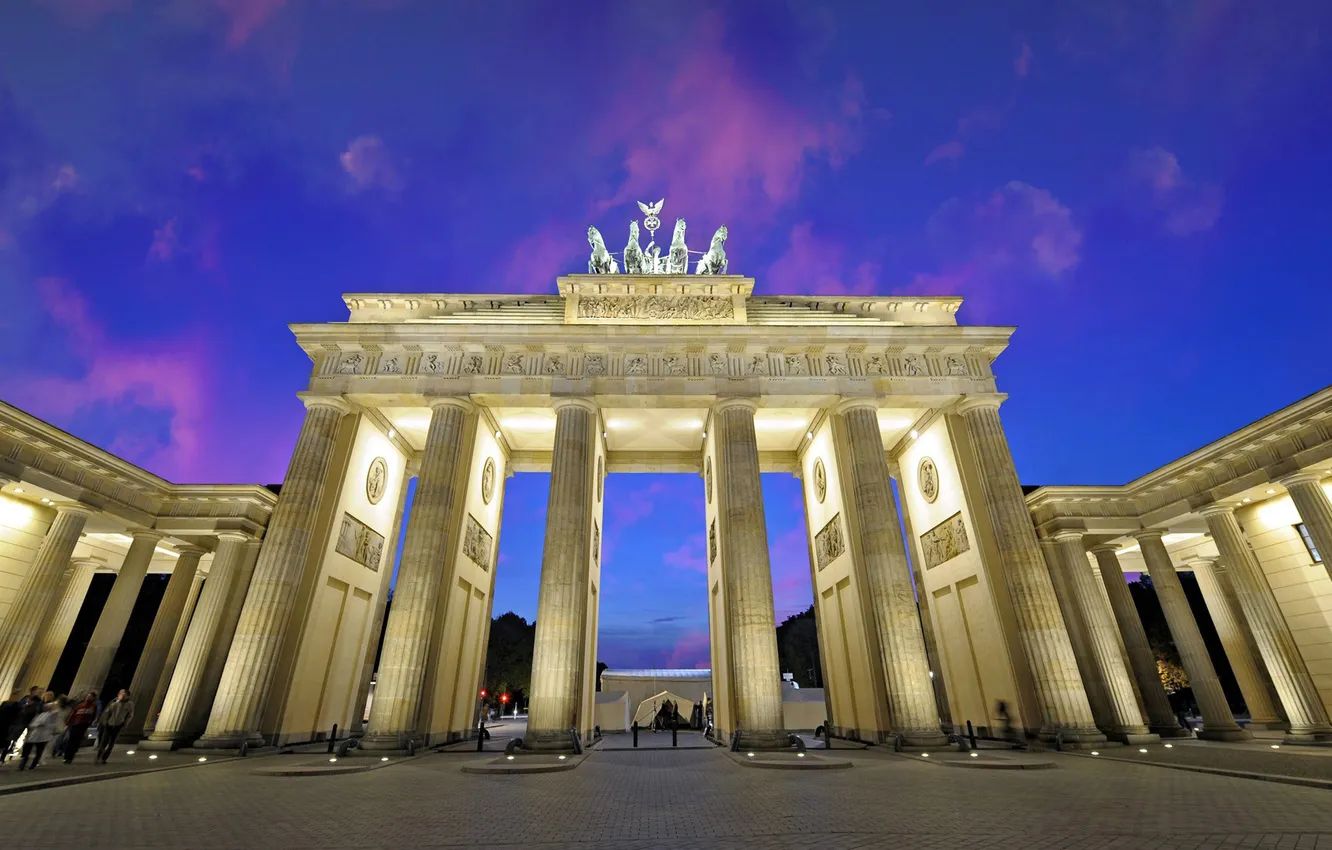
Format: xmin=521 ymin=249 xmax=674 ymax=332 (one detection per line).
xmin=63 ymin=690 xmax=98 ymax=764
xmin=95 ymin=689 xmax=134 ymax=764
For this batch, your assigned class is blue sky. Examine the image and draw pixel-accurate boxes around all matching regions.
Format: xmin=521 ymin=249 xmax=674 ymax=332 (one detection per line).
xmin=3 ymin=1 xmax=1330 ymax=667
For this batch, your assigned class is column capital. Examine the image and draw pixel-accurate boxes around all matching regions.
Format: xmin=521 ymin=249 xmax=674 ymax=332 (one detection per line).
xmin=713 ymin=397 xmax=759 ymax=415
xmin=71 ymin=556 xmax=105 ymax=570
xmin=426 ymin=395 xmax=474 ymax=414
xmin=550 ymin=396 xmax=599 ymax=415
xmin=214 ymin=530 xmax=252 ymax=545
xmin=1131 ymin=528 xmax=1167 ymax=543
xmin=954 ymin=393 xmax=1008 ymax=415
xmin=1089 ymin=543 xmax=1121 ymax=556
xmin=832 ymin=397 xmax=879 ymax=416
xmin=128 ymin=528 xmax=166 ymax=543
xmin=1183 ymin=557 xmax=1217 ymax=570
xmin=174 ymin=544 xmax=209 ymax=559
xmin=298 ymin=392 xmax=352 ymax=415
xmin=53 ymin=502 xmax=96 ymax=519
xmin=1197 ymin=503 xmax=1237 ymax=520
xmin=1051 ymin=530 xmax=1086 ymax=545
xmin=1277 ymin=470 xmax=1325 ymax=489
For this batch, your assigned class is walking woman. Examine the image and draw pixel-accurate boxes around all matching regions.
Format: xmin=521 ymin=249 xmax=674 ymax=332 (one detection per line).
xmin=63 ymin=690 xmax=98 ymax=764
xmin=17 ymin=701 xmax=61 ymax=770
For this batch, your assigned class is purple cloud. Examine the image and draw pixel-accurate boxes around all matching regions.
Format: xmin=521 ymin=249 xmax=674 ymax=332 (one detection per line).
xmin=1127 ymin=147 xmax=1222 ymax=236
xmin=340 ymin=135 xmax=402 ymax=193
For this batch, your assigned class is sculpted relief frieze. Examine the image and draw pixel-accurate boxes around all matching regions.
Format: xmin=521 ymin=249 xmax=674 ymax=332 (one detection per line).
xmin=576 ymin=295 xmax=734 ymax=321
xmin=815 ymin=513 xmax=846 ymax=570
xmin=336 ymin=512 xmax=385 ymax=571
xmin=920 ymin=512 xmax=969 ymax=569
xmin=323 ymin=346 xmax=981 ymax=382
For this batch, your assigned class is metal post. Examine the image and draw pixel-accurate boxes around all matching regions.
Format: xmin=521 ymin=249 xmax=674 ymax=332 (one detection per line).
xmin=672 ymin=724 xmax=677 ymax=748
xmin=966 ymin=720 xmax=976 ymax=750
xmin=327 ymin=723 xmax=338 ymax=754
xmin=476 ymin=720 xmax=485 ymax=752
xmin=632 ymin=721 xmax=639 ymax=748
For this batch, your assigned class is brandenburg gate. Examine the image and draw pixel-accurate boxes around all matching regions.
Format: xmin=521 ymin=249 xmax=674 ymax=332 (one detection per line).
xmin=175 ymin=210 xmax=1117 ymax=754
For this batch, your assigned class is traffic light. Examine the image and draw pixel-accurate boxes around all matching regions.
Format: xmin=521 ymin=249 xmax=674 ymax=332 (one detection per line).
xmin=500 ymin=693 xmax=510 ymax=704
xmin=479 ymin=688 xmax=487 ymax=698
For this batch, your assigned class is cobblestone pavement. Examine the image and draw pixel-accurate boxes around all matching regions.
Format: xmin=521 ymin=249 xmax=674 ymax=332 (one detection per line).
xmin=0 ymin=745 xmax=1328 ymax=849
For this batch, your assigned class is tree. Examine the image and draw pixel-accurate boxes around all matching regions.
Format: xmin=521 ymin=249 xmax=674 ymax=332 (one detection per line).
xmin=1156 ymin=654 xmax=1189 ymax=694
xmin=483 ymin=612 xmax=535 ymax=708
xmin=775 ymin=605 xmax=821 ymax=688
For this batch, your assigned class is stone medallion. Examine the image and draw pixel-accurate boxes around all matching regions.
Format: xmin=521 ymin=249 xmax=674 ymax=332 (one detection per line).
xmin=481 ymin=458 xmax=496 ymax=505
xmin=705 ymin=456 xmax=713 ymax=504
xmin=366 ymin=457 xmax=388 ymax=505
xmin=918 ymin=456 xmax=939 ymax=504
xmin=813 ymin=458 xmax=827 ymax=503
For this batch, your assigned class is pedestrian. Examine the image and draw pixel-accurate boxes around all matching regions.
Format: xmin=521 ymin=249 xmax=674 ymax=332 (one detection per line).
xmin=5 ymin=688 xmax=44 ymax=762
xmin=17 ymin=701 xmax=61 ymax=770
xmin=95 ymin=689 xmax=134 ymax=764
xmin=63 ymin=690 xmax=98 ymax=764
xmin=0 ymin=693 xmax=20 ymax=762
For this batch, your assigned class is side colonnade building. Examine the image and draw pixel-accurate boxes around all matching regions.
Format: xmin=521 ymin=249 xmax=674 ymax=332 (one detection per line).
xmin=1027 ymin=387 xmax=1332 ymax=745
xmin=1 ymin=269 xmax=1329 ymax=755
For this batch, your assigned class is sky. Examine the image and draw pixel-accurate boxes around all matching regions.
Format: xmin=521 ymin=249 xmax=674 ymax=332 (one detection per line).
xmin=3 ymin=1 xmax=1331 ymax=669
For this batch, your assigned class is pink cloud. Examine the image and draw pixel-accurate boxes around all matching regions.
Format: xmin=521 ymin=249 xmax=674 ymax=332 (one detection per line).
xmin=608 ymin=480 xmax=670 ymax=528
xmin=339 ymin=135 xmax=402 ymax=193
xmin=768 ymin=526 xmax=813 ymax=620
xmin=212 ymin=0 xmax=289 ymax=48
xmin=7 ymin=278 xmax=219 ymax=482
xmin=147 ymin=218 xmax=178 ymax=262
xmin=1127 ymin=147 xmax=1222 ymax=236
xmin=498 ymin=222 xmax=581 ymax=293
xmin=51 ymin=164 xmax=79 ymax=192
xmin=666 ymin=629 xmax=711 ymax=669
xmin=1014 ymin=41 xmax=1033 ymax=78
xmin=662 ymin=534 xmax=707 ymax=575
xmin=928 ymin=180 xmax=1082 ymax=278
xmin=924 ymin=139 xmax=965 ymax=166
xmin=764 ymin=222 xmax=880 ymax=295
xmin=593 ymin=15 xmax=864 ymax=224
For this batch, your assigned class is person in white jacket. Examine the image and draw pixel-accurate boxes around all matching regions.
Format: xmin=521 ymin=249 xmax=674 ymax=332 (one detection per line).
xmin=18 ymin=702 xmax=61 ymax=770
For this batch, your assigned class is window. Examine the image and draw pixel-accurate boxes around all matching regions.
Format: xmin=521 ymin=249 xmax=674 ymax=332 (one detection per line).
xmin=1295 ymin=523 xmax=1323 ymax=563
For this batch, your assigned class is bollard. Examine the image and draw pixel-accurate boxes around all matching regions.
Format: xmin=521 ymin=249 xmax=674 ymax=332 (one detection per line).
xmin=672 ymin=724 xmax=677 ymax=748
xmin=239 ymin=740 xmax=248 ymax=757
xmin=407 ymin=739 xmax=416 ymax=756
xmin=327 ymin=723 xmax=339 ymax=754
xmin=477 ymin=720 xmax=485 ymax=752
xmin=966 ymin=720 xmax=977 ymax=750
xmin=632 ymin=721 xmax=639 ymax=748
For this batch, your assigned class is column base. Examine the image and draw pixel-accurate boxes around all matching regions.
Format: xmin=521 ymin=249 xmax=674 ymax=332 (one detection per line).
xmin=138 ymin=737 xmax=187 ymax=751
xmin=192 ymin=731 xmax=265 ymax=750
xmin=1149 ymin=722 xmax=1193 ymax=738
xmin=1243 ymin=720 xmax=1289 ymax=732
xmin=733 ymin=729 xmax=792 ymax=751
xmin=523 ymin=728 xmax=581 ymax=753
xmin=894 ymin=729 xmax=951 ymax=750
xmin=358 ymin=732 xmax=415 ymax=752
xmin=1196 ymin=726 xmax=1252 ymax=742
xmin=1040 ymin=726 xmax=1107 ymax=749
xmin=1282 ymin=728 xmax=1332 ymax=746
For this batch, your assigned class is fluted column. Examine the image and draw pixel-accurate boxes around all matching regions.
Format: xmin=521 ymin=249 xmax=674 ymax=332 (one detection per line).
xmin=0 ymin=504 xmax=93 ymax=698
xmin=362 ymin=397 xmax=472 ymax=750
xmin=836 ymin=401 xmax=945 ymax=746
xmin=1041 ymin=539 xmax=1116 ymax=734
xmin=1280 ymin=472 xmax=1332 ymax=584
xmin=24 ymin=558 xmax=99 ymax=691
xmin=1053 ymin=533 xmax=1153 ymax=741
xmin=144 ymin=532 xmax=253 ymax=746
xmin=1091 ymin=545 xmax=1188 ymax=737
xmin=71 ymin=529 xmax=165 ymax=696
xmin=1135 ymin=530 xmax=1248 ymax=741
xmin=955 ymin=396 xmax=1102 ymax=744
xmin=123 ymin=545 xmax=205 ymax=738
xmin=139 ymin=568 xmax=205 ymax=737
xmin=713 ymin=398 xmax=786 ymax=748
xmin=1200 ymin=504 xmax=1332 ymax=744
xmin=526 ymin=398 xmax=599 ymax=750
xmin=1189 ymin=557 xmax=1286 ymax=730
xmin=196 ymin=395 xmax=349 ymax=747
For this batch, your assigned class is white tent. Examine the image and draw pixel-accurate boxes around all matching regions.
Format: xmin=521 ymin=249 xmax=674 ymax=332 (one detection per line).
xmin=632 ymin=690 xmax=697 ymax=727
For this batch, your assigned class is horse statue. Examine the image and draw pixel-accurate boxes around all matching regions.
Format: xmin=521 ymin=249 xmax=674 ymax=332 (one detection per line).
xmin=695 ymin=225 xmax=728 ymax=275
xmin=587 ymin=226 xmax=619 ymax=274
xmin=623 ymin=221 xmax=646 ymax=274
xmin=666 ymin=218 xmax=689 ymax=274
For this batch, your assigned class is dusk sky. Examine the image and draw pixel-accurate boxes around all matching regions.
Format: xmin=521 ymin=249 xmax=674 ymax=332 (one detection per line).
xmin=2 ymin=1 xmax=1330 ymax=669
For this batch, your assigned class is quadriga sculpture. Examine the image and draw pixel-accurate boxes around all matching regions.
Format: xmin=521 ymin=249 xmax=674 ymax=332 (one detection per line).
xmin=623 ymin=221 xmax=646 ymax=274
xmin=695 ymin=225 xmax=728 ymax=275
xmin=587 ymin=226 xmax=619 ymax=275
xmin=666 ymin=218 xmax=689 ymax=274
